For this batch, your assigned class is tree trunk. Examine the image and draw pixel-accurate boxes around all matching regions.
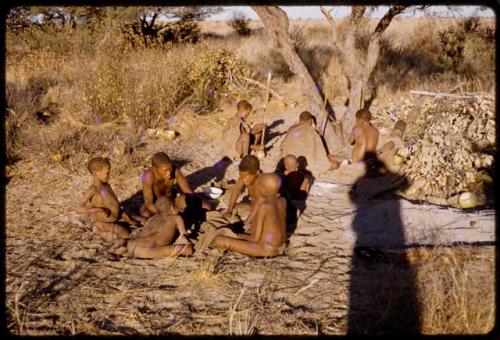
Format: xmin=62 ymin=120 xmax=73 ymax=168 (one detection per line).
xmin=252 ymin=6 xmax=330 ymax=130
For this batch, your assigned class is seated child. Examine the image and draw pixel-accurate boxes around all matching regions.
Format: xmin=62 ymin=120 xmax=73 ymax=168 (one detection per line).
xmin=224 ymin=155 xmax=262 ymax=221
xmin=139 ymin=152 xmax=193 ymax=219
xmin=211 ymin=173 xmax=286 ymax=257
xmin=120 ymin=197 xmax=192 ymax=258
xmin=226 ymin=100 xmax=266 ymax=159
xmin=377 ymin=120 xmax=407 ymax=165
xmin=282 ymin=154 xmax=310 ymax=201
xmin=76 ymin=157 xmax=132 ymax=241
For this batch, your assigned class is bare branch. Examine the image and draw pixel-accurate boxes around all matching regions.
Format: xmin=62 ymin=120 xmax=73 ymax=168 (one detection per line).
xmin=373 ymin=5 xmax=409 ymax=35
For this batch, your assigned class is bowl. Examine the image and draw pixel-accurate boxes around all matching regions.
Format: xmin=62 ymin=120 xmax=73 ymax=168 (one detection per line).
xmin=203 ymin=186 xmax=224 ymax=199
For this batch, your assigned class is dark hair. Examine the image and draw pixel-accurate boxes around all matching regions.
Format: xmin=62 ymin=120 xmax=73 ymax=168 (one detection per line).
xmin=355 ymin=109 xmax=372 ymax=121
xmin=236 ymin=100 xmax=252 ymax=112
xmin=155 ymin=196 xmax=173 ymax=212
xmin=238 ymin=155 xmax=260 ymax=173
xmin=152 ymin=152 xmax=172 ymax=168
xmin=87 ymin=157 xmax=110 ymax=173
xmin=299 ymin=111 xmax=314 ymax=122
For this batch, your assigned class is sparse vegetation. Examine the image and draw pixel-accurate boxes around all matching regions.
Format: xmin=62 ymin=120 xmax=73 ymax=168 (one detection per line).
xmin=5 ymin=5 xmax=495 ymax=336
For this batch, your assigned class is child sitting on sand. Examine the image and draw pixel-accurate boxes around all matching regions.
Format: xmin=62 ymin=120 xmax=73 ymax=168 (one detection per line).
xmin=76 ymin=157 xmax=133 ymax=241
xmin=282 ymin=154 xmax=310 ymax=201
xmin=211 ymin=173 xmax=286 ymax=257
xmin=226 ymin=100 xmax=266 ymax=159
xmin=117 ymin=197 xmax=192 ymax=258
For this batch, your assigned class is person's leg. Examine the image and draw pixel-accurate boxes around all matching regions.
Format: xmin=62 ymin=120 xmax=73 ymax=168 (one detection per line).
xmin=93 ymin=222 xmax=130 ymax=241
xmin=236 ymin=133 xmax=250 ymax=157
xmin=212 ymin=236 xmax=278 ymax=257
xmin=234 ymin=202 xmax=252 ymax=221
xmin=132 ymin=244 xmax=193 ymax=258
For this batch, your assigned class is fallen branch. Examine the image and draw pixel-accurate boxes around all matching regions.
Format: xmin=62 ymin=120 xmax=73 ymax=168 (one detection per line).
xmin=410 ymin=90 xmax=484 ymax=99
xmin=241 ymin=77 xmax=284 ymax=101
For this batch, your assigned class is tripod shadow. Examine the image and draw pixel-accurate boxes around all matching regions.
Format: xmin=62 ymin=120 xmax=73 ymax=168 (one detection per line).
xmin=347 ymin=152 xmax=420 ymax=334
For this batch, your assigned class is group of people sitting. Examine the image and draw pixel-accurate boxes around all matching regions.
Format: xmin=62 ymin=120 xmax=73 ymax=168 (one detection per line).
xmin=76 ymin=99 xmax=405 ymax=259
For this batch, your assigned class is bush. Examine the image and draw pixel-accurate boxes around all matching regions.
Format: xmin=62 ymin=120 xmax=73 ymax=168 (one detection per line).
xmin=228 ymin=11 xmax=251 ymax=36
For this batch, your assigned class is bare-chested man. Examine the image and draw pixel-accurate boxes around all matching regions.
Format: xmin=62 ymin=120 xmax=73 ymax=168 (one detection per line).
xmin=139 ymin=152 xmax=193 ymax=219
xmin=76 ymin=157 xmax=131 ymax=241
xmin=223 ymin=155 xmax=262 ymax=221
xmin=231 ymin=100 xmax=266 ymax=159
xmin=119 ymin=197 xmax=192 ymax=258
xmin=330 ymin=109 xmax=380 ymax=167
xmin=211 ymin=173 xmax=286 ymax=257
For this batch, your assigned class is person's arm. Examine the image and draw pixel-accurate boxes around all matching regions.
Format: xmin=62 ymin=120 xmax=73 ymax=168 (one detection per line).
xmin=175 ymin=215 xmax=188 ymax=235
xmin=142 ymin=171 xmax=157 ymax=215
xmin=175 ymin=169 xmax=193 ymax=194
xmin=225 ymin=178 xmax=245 ymax=217
xmin=101 ymin=186 xmax=120 ymax=223
xmin=244 ymin=196 xmax=265 ymax=226
xmin=251 ymin=123 xmax=266 ymax=134
xmin=300 ymin=177 xmax=310 ymax=193
xmin=76 ymin=186 xmax=95 ymax=214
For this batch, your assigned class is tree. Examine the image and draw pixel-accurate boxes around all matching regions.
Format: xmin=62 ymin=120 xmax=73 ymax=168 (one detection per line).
xmin=252 ymin=5 xmax=418 ymax=150
xmin=320 ymin=5 xmax=410 ymax=134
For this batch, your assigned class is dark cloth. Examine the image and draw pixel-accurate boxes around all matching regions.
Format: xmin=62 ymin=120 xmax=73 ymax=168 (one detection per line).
xmin=181 ymin=193 xmax=206 ymax=228
xmin=283 ymin=171 xmax=307 ymax=201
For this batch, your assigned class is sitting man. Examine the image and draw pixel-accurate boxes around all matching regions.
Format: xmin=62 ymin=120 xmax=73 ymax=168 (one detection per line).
xmin=282 ymin=154 xmax=310 ymax=201
xmin=211 ymin=173 xmax=286 ymax=257
xmin=139 ymin=152 xmax=193 ymax=219
xmin=280 ymin=111 xmax=332 ymax=176
xmin=118 ymin=197 xmax=193 ymax=258
xmin=329 ymin=108 xmax=380 ymax=167
xmin=223 ymin=155 xmax=262 ymax=221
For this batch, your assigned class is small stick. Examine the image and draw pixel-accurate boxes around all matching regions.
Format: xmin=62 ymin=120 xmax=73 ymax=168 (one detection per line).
xmin=241 ymin=76 xmax=284 ymax=101
xmin=260 ymin=72 xmax=272 ymax=152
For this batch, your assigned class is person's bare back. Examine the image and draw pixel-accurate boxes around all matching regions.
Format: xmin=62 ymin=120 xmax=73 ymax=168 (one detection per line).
xmin=350 ymin=109 xmax=379 ymax=163
xmin=125 ymin=197 xmax=192 ymax=258
xmin=212 ymin=173 xmax=287 ymax=257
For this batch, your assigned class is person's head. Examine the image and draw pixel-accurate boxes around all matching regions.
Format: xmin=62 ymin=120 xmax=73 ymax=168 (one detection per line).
xmin=390 ymin=119 xmax=407 ymax=138
xmin=152 ymin=152 xmax=173 ymax=180
xmin=299 ymin=111 xmax=314 ymax=126
xmin=87 ymin=157 xmax=111 ymax=183
xmin=283 ymin=154 xmax=298 ymax=172
xmin=155 ymin=196 xmax=177 ymax=215
xmin=236 ymin=100 xmax=252 ymax=119
xmin=238 ymin=155 xmax=260 ymax=186
xmin=355 ymin=109 xmax=372 ymax=123
xmin=257 ymin=173 xmax=282 ymax=198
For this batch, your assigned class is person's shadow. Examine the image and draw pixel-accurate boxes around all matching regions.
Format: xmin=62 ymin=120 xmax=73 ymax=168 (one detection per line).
xmin=185 ymin=156 xmax=232 ymax=190
xmin=347 ymin=152 xmax=420 ymax=334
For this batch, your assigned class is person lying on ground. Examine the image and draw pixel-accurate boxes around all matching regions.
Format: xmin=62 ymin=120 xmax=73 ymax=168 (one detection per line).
xmin=211 ymin=173 xmax=286 ymax=257
xmin=223 ymin=155 xmax=262 ymax=221
xmin=116 ymin=196 xmax=192 ymax=258
xmin=139 ymin=152 xmax=193 ymax=219
xmin=76 ymin=157 xmax=133 ymax=241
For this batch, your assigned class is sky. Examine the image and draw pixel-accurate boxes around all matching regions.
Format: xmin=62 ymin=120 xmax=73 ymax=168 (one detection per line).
xmin=207 ymin=6 xmax=495 ymax=21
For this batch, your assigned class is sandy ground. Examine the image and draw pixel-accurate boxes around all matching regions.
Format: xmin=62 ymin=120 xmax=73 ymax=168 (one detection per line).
xmin=5 ymin=97 xmax=495 ymax=335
